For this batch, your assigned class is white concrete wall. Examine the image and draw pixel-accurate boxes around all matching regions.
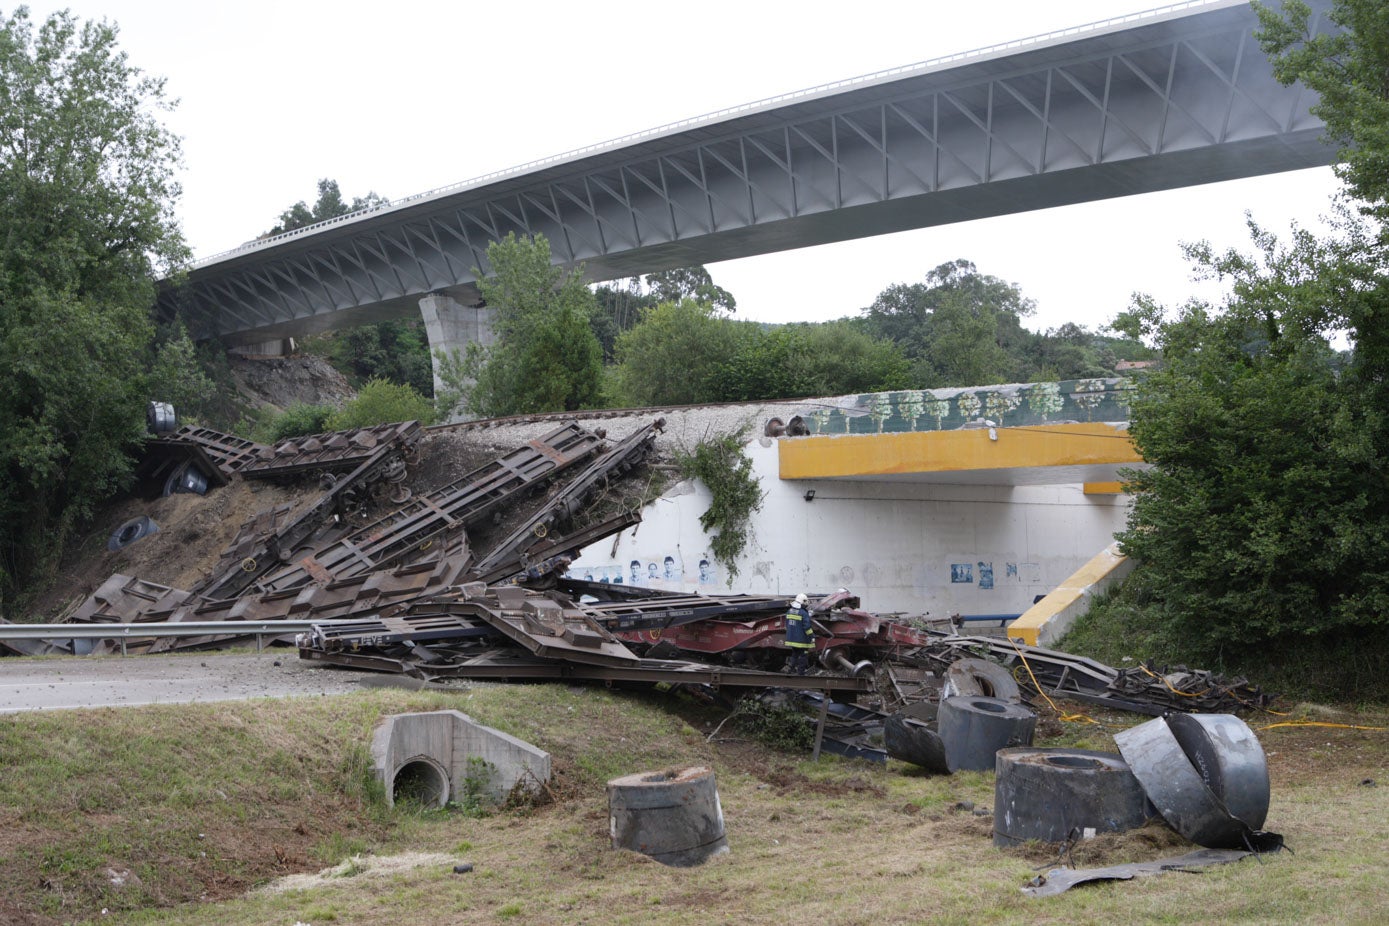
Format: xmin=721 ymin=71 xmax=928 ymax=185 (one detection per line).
xmin=571 ymin=435 xmax=1130 ymax=619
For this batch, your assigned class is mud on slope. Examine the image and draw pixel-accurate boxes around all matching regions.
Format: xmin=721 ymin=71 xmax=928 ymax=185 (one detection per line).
xmin=32 ymin=480 xmax=318 ymax=621
xmin=227 ymin=352 xmax=355 ymax=415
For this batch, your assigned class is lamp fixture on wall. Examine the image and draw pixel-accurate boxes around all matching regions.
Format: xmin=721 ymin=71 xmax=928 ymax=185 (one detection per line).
xmin=804 ymin=489 xmax=816 ymax=502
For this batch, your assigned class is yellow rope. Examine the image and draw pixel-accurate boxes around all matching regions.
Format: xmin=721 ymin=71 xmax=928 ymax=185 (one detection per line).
xmin=1257 ymin=720 xmax=1388 ymax=732
xmin=1006 ymin=637 xmax=1100 ymax=725
xmin=1137 ymin=664 xmax=1211 ymax=698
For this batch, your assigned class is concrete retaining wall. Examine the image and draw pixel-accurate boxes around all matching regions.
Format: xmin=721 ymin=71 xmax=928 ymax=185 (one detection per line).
xmin=572 ymin=435 xmax=1130 ymax=619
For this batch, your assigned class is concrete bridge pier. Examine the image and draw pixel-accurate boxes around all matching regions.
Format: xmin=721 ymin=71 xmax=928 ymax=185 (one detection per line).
xmin=420 ymin=291 xmax=496 ymax=420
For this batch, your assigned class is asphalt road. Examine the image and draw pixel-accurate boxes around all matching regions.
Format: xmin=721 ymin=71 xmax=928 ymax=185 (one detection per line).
xmin=0 ymin=652 xmax=391 ymax=713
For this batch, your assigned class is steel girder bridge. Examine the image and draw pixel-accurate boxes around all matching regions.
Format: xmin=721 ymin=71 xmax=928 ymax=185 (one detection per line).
xmin=158 ymin=0 xmax=1336 ymax=349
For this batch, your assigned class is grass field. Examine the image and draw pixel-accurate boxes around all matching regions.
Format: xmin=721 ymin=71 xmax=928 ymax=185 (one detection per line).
xmin=1 ymin=682 xmax=1386 ymax=925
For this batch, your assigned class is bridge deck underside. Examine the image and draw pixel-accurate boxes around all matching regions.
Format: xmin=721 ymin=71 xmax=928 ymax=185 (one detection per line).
xmin=162 ymin=1 xmax=1335 ymax=344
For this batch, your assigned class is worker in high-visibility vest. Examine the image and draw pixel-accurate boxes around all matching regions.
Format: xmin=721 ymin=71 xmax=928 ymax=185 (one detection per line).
xmin=783 ymin=592 xmax=815 ymax=675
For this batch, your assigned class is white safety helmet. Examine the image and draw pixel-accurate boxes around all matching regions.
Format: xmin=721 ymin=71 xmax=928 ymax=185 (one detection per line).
xmin=793 ymin=593 xmax=807 ymax=607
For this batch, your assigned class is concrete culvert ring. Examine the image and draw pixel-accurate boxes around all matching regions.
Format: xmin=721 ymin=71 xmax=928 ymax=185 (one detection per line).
xmin=391 ymin=756 xmax=451 ymax=809
xmin=107 ymin=516 xmax=159 ymax=552
xmin=607 ymin=766 xmax=729 ymax=867
xmin=993 ymin=748 xmax=1151 ymax=847
xmin=936 ymin=695 xmax=1037 ymax=772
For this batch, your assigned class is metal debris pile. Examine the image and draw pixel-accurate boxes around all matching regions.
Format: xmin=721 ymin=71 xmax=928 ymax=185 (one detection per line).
xmin=898 ymin=635 xmax=1270 ymax=716
xmin=33 ymin=414 xmax=1270 ymax=719
xmin=53 ymin=419 xmax=657 ymax=649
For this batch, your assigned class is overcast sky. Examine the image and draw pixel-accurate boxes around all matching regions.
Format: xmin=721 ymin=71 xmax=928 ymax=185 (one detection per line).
xmin=17 ymin=0 xmax=1342 ymax=334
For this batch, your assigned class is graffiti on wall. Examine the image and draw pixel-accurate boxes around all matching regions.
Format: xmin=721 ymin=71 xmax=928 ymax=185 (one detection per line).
xmin=950 ymin=560 xmax=1040 ymax=591
xmin=570 ymin=551 xmax=718 ymax=589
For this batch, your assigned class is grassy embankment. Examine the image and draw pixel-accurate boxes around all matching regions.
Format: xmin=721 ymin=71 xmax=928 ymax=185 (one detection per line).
xmin=1 ymin=681 xmax=1386 ymax=925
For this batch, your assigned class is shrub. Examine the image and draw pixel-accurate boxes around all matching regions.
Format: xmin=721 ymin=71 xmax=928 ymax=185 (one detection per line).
xmin=260 ymin=403 xmax=335 ymax=443
xmin=327 ymin=378 xmax=436 ymax=430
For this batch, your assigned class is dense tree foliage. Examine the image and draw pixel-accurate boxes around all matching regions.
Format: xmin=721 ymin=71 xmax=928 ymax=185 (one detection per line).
xmin=861 ymin=260 xmax=1033 ymax=385
xmin=256 ymin=402 xmax=335 ymax=443
xmin=1257 ymin=0 xmax=1389 ymax=220
xmin=708 ymin=320 xmax=911 ymax=401
xmin=148 ymin=320 xmax=216 ymax=421
xmin=611 ymin=299 xmax=758 ymax=405
xmin=859 ymin=259 xmax=1148 ymax=386
xmin=319 ymin=319 xmax=433 ymax=396
xmin=592 ymin=266 xmax=735 ymax=361
xmin=612 ymin=298 xmax=910 ymax=406
xmin=0 ymin=8 xmax=186 ymax=609
xmin=266 ymin=178 xmax=388 ymax=236
xmin=1114 ymin=254 xmax=1386 ymax=656
xmin=1085 ymin=0 xmax=1389 ymax=687
xmin=468 ymin=233 xmax=603 ymax=416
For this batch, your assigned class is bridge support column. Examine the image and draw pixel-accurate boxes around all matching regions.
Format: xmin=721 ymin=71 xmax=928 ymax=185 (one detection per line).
xmin=420 ymin=292 xmax=496 ymax=421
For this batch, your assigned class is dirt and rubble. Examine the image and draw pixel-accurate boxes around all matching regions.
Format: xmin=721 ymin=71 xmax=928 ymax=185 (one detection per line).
xmin=225 ymin=351 xmax=356 ymax=414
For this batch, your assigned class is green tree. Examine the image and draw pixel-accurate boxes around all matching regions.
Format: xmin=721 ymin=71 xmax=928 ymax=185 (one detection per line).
xmin=0 ymin=8 xmax=186 ymax=608
xmin=326 ymin=319 xmax=433 ymax=396
xmin=591 ymin=265 xmax=733 ymax=362
xmin=710 ymin=321 xmax=911 ymax=401
xmin=257 ymin=402 xmax=335 ymax=443
xmin=148 ymin=320 xmax=216 ymax=422
xmin=916 ymin=287 xmax=1016 ymax=387
xmin=267 ymin=178 xmax=388 ymax=236
xmin=1256 ymin=0 xmax=1389 ymax=218
xmin=611 ymin=298 xmax=757 ymax=406
xmin=861 ymin=260 xmax=1034 ymax=387
xmin=469 ymin=233 xmax=602 ymax=415
xmin=1064 ymin=0 xmax=1389 ymax=700
xmin=643 ymin=266 xmax=737 ymax=313
xmin=1116 ymin=269 xmax=1388 ymax=658
xmin=1255 ymin=0 xmax=1389 ymax=397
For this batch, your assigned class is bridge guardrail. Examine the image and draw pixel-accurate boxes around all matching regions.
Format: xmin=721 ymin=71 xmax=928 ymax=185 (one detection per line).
xmin=0 ymin=621 xmax=316 ymax=655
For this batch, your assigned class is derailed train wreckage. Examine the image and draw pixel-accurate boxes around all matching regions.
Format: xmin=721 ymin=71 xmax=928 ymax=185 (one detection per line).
xmin=27 ymin=416 xmax=1268 ymax=756
xmin=9 ymin=412 xmax=1293 ymax=879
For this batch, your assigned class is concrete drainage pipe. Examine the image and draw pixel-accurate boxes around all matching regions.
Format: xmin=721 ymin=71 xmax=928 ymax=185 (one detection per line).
xmin=391 ymin=756 xmax=451 ymax=809
xmin=994 ymin=748 xmax=1151 ymax=847
xmin=607 ymin=766 xmax=729 ymax=867
xmin=937 ymin=695 xmax=1037 ymax=772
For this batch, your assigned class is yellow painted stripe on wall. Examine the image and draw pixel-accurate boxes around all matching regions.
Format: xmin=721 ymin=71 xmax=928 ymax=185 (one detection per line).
xmin=1007 ymin=605 xmax=1065 ymax=647
xmin=779 ymin=423 xmax=1141 ymax=480
xmin=1083 ymin=482 xmax=1126 ymax=495
xmin=1007 ymin=543 xmax=1131 ymax=646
